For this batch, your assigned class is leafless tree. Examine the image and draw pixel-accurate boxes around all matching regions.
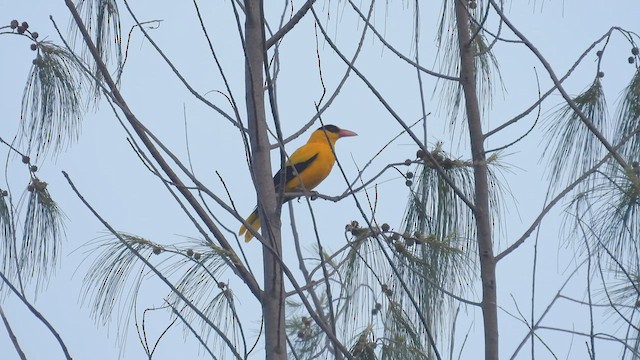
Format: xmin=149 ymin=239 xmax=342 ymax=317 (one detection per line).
xmin=1 ymin=1 xmax=640 ymax=359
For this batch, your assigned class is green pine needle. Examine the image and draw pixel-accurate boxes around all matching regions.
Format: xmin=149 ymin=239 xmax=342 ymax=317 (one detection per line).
xmin=74 ymin=0 xmax=123 ymax=87
xmin=544 ymin=78 xmax=609 ymax=190
xmin=164 ymin=241 xmax=237 ymax=353
xmin=615 ymin=69 xmax=640 ymax=159
xmin=435 ymin=2 xmax=503 ymax=128
xmin=594 ymin=167 xmax=640 ymax=269
xmin=21 ymin=41 xmax=85 ymax=158
xmin=381 ymin=303 xmax=429 ymax=360
xmin=0 ymin=191 xmax=15 ymax=286
xmin=287 ymin=315 xmax=324 ymax=357
xmin=80 ymin=233 xmax=155 ymax=346
xmin=21 ymin=178 xmax=65 ymax=290
xmin=606 ymin=269 xmax=640 ymax=357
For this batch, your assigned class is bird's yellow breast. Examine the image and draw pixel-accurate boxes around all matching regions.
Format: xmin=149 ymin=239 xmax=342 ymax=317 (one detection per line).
xmin=285 ymin=143 xmax=336 ymax=192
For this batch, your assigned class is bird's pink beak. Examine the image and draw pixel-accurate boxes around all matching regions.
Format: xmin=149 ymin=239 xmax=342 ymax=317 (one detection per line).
xmin=338 ymin=129 xmax=358 ymax=137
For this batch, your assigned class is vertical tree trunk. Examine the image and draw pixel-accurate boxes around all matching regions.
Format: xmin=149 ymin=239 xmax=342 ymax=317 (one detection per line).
xmin=454 ymin=2 xmax=499 ymax=360
xmin=244 ymin=1 xmax=287 ymax=359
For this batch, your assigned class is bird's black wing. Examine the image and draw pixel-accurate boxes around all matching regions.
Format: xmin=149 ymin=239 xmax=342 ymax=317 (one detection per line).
xmin=272 ymin=153 xmax=319 ymax=193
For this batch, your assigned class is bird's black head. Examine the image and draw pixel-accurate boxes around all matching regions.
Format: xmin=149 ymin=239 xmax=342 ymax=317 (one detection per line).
xmin=317 ymin=124 xmax=340 ymax=133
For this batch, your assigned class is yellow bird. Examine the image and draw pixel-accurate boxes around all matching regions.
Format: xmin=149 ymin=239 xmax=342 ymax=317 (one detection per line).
xmin=238 ymin=125 xmax=357 ymax=242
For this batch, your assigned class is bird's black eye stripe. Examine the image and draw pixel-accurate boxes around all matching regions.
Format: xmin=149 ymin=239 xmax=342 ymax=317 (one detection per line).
xmin=318 ymin=124 xmax=339 ymax=133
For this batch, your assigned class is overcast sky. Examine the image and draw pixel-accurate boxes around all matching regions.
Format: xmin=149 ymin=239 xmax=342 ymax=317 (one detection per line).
xmin=1 ymin=1 xmax=640 ymax=359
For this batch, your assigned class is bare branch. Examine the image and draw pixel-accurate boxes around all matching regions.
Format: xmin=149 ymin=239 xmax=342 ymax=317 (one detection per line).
xmin=0 ymin=270 xmax=72 ymax=360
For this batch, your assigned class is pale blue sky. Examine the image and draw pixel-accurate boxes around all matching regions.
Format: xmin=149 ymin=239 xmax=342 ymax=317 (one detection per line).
xmin=1 ymin=1 xmax=639 ymax=359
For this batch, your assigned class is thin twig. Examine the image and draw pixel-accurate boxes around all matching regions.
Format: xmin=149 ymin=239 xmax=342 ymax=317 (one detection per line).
xmin=0 ymin=270 xmax=72 ymax=360
xmin=310 ymin=6 xmax=476 ymax=212
xmin=484 ymin=29 xmax=614 ymax=139
xmin=497 ymin=124 xmax=640 ymax=262
xmin=347 ymin=0 xmax=458 ymax=81
xmin=62 ymin=171 xmax=244 ymax=360
xmin=0 ymin=306 xmax=27 ymax=360
xmin=509 ymin=261 xmax=585 ymax=359
xmin=489 ymin=2 xmax=636 ymax=183
xmin=121 ymin=0 xmax=241 ymax=129
xmin=63 ymin=0 xmax=261 ymax=297
xmin=165 ymin=302 xmax=218 ymax=359
xmin=266 ymin=0 xmax=317 ymax=48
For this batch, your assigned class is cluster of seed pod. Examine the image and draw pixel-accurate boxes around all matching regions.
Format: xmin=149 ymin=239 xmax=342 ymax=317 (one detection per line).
xmin=185 ymin=248 xmax=201 ymax=260
xmin=8 ymin=20 xmax=39 ymax=42
xmin=8 ymin=20 xmax=43 ymax=65
xmin=630 ymin=46 xmax=639 ymax=64
xmin=381 ymin=284 xmax=393 ymax=297
xmin=352 ymin=333 xmax=376 ymax=357
xmin=416 ymin=148 xmax=460 ymax=170
xmin=296 ymin=316 xmax=313 ymax=340
xmin=345 ymin=220 xmax=397 ymax=239
xmin=595 ymin=46 xmax=639 ymax=78
xmin=371 ymin=302 xmax=382 ymax=316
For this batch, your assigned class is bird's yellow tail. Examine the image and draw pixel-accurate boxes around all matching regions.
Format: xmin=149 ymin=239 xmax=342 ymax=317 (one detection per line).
xmin=238 ymin=209 xmax=261 ymax=242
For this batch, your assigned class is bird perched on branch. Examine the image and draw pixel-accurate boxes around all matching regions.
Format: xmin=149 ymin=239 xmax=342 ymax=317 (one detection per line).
xmin=239 ymin=124 xmax=357 ymax=242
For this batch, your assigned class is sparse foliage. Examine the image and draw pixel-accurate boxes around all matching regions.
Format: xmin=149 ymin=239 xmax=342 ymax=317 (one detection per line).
xmin=1 ymin=1 xmax=640 ymax=360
